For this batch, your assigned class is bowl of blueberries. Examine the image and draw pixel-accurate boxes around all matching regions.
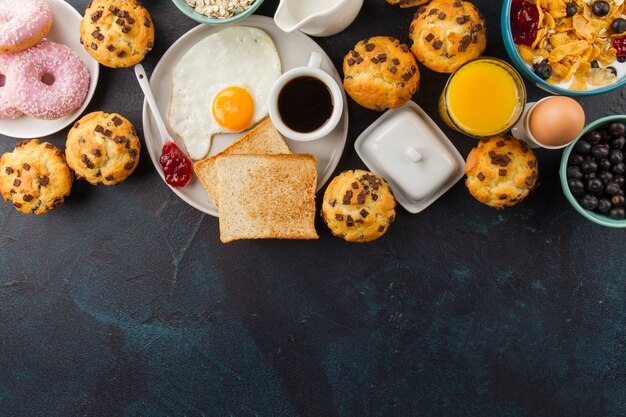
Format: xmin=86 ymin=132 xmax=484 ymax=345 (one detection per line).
xmin=561 ymin=115 xmax=626 ymax=227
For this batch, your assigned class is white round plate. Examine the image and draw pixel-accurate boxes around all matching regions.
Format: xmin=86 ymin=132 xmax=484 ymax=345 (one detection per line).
xmin=0 ymin=0 xmax=99 ymax=139
xmin=142 ymin=15 xmax=348 ymax=217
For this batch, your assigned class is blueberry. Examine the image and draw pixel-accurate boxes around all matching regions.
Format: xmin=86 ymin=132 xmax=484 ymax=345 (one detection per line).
xmin=591 ymin=144 xmax=610 ymax=158
xmin=618 ymin=55 xmax=626 ymax=63
xmin=568 ymin=178 xmax=586 ymax=196
xmin=611 ymin=18 xmax=626 ymax=34
xmin=574 ymin=140 xmax=592 ymax=154
xmin=601 ymin=129 xmax=613 ymax=142
xmin=592 ymin=1 xmax=611 ymax=16
xmin=585 ymin=131 xmax=603 ymax=144
xmin=598 ymin=171 xmax=614 ymax=182
xmin=569 ymin=153 xmax=585 ymax=165
xmin=587 ymin=178 xmax=604 ymax=195
xmin=598 ymin=158 xmax=612 ymax=171
xmin=567 ymin=165 xmax=584 ymax=179
xmin=591 ymin=60 xmax=600 ymax=69
xmin=612 ymin=162 xmax=626 ymax=174
xmin=614 ymin=175 xmax=625 ymax=186
xmin=609 ymin=150 xmax=624 ymax=164
xmin=598 ymin=199 xmax=612 ymax=213
xmin=612 ymin=195 xmax=626 ymax=207
xmin=606 ymin=181 xmax=621 ymax=195
xmin=609 ymin=207 xmax=625 ymax=219
xmin=581 ymin=159 xmax=599 ymax=173
xmin=534 ymin=63 xmax=552 ymax=80
xmin=611 ymin=136 xmax=625 ymax=149
xmin=607 ymin=66 xmax=618 ymax=77
xmin=566 ymin=2 xmax=577 ymax=17
xmin=609 ymin=122 xmax=626 ymax=137
xmin=579 ymin=194 xmax=599 ymax=210
xmin=586 ymin=172 xmax=598 ymax=180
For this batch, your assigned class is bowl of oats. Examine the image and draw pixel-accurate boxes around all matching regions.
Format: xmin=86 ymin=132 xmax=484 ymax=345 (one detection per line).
xmin=502 ymin=0 xmax=626 ymax=96
xmin=172 ymin=0 xmax=264 ymax=24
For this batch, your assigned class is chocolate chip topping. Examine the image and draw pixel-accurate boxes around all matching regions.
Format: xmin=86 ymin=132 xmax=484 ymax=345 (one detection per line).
xmin=378 ymin=225 xmax=385 ymax=232
xmin=377 ymin=53 xmax=387 ymax=62
xmin=91 ymin=149 xmax=101 ymax=157
xmin=371 ymin=194 xmax=378 ymax=201
xmin=144 ymin=17 xmax=151 ymax=27
xmin=499 ymin=169 xmax=507 ymax=176
xmin=39 ymin=176 xmax=49 ymax=186
xmin=335 ymin=214 xmax=344 ymax=221
xmin=392 ymin=58 xmax=400 ymax=65
xmin=400 ymin=44 xmax=409 ymax=52
xmin=432 ymin=40 xmax=443 ymax=50
xmin=456 ymin=15 xmax=470 ymax=24
xmin=109 ymin=5 xmax=119 ymax=14
xmin=351 ymin=182 xmax=359 ymax=189
xmin=371 ymin=57 xmax=379 ymax=64
xmin=429 ymin=8 xmax=439 ymax=15
xmin=357 ymin=189 xmax=368 ymax=204
xmin=417 ymin=6 xmax=427 ymax=14
xmin=127 ymin=17 xmax=136 ymax=25
xmin=496 ymin=140 xmax=505 ymax=147
xmin=355 ymin=56 xmax=363 ymax=64
xmin=90 ymin=43 xmax=98 ymax=50
xmin=346 ymin=215 xmax=354 ymax=227
xmin=122 ymin=26 xmax=131 ymax=34
xmin=22 ymin=163 xmax=30 ymax=171
xmin=91 ymin=10 xmax=102 ymax=22
xmin=147 ymin=41 xmax=154 ymax=49
xmin=95 ymin=125 xmax=104 ymax=133
xmin=528 ymin=160 xmax=536 ymax=169
xmin=343 ymin=190 xmax=353 ymax=204
xmin=129 ymin=149 xmax=138 ymax=158
xmin=360 ymin=209 xmax=369 ymax=218
xmin=477 ymin=172 xmax=485 ymax=181
xmin=22 ymin=194 xmax=33 ymax=202
xmin=389 ymin=66 xmax=397 ymax=74
xmin=350 ymin=50 xmax=359 ymax=58
xmin=124 ymin=162 xmax=134 ymax=170
xmin=425 ymin=33 xmax=434 ymax=42
xmin=45 ymin=143 xmax=54 ymax=149
xmin=365 ymin=43 xmax=375 ymax=52
xmin=103 ymin=129 xmax=112 ymax=137
xmin=117 ymin=50 xmax=127 ymax=57
xmin=13 ymin=202 xmax=21 ymax=208
xmin=438 ymin=12 xmax=446 ymax=20
xmin=114 ymin=136 xmax=127 ymax=144
xmin=5 ymin=167 xmax=13 ymax=174
xmin=499 ymin=194 xmax=508 ymax=200
xmin=107 ymin=45 xmax=115 ymax=52
xmin=347 ymin=58 xmax=355 ymax=66
xmin=13 ymin=179 xmax=20 ymax=186
xmin=454 ymin=1 xmax=462 ymax=6
xmin=105 ymin=175 xmax=114 ymax=181
xmin=116 ymin=17 xmax=125 ymax=25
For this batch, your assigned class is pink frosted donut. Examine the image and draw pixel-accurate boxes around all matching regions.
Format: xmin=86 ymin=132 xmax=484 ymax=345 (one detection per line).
xmin=0 ymin=54 xmax=22 ymax=119
xmin=7 ymin=40 xmax=90 ymax=120
xmin=0 ymin=0 xmax=53 ymax=53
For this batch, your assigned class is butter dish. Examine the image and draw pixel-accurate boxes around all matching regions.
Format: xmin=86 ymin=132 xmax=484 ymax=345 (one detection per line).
xmin=354 ymin=101 xmax=465 ymax=214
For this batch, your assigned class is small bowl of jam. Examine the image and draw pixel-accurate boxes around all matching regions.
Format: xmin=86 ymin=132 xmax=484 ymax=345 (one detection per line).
xmin=501 ymin=0 xmax=626 ymax=96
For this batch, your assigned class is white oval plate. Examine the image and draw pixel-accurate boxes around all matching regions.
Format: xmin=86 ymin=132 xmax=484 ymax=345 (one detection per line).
xmin=142 ymin=15 xmax=348 ymax=217
xmin=0 ymin=0 xmax=100 ymax=139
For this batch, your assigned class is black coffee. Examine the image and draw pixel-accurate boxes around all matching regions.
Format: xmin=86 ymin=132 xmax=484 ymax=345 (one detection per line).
xmin=277 ymin=76 xmax=333 ymax=133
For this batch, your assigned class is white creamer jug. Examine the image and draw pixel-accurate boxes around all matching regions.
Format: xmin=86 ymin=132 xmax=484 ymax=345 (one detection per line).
xmin=274 ymin=0 xmax=364 ymax=37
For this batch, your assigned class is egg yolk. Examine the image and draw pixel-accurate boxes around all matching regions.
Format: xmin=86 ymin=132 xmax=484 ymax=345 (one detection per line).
xmin=212 ymin=87 xmax=255 ymax=131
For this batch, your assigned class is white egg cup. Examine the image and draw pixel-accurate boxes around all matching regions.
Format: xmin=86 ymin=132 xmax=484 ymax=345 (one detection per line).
xmin=511 ymin=96 xmax=575 ymax=150
xmin=268 ymin=52 xmax=344 ymax=142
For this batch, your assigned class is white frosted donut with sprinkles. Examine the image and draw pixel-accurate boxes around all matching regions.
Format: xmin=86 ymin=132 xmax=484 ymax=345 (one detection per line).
xmin=0 ymin=53 xmax=22 ymax=120
xmin=7 ymin=40 xmax=90 ymax=120
xmin=0 ymin=0 xmax=53 ymax=53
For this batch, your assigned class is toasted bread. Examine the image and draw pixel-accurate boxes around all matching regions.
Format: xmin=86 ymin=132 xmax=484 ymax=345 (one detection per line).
xmin=215 ymin=154 xmax=319 ymax=243
xmin=194 ymin=118 xmax=291 ymax=207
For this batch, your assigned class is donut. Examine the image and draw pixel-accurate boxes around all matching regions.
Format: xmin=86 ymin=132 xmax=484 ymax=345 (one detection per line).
xmin=0 ymin=54 xmax=22 ymax=120
xmin=0 ymin=0 xmax=53 ymax=53
xmin=7 ymin=40 xmax=90 ymax=120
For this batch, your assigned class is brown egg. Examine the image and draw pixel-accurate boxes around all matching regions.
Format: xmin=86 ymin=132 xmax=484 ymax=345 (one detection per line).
xmin=529 ymin=96 xmax=585 ymax=147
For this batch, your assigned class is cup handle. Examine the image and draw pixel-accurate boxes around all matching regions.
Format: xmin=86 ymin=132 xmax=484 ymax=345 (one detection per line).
xmin=308 ymin=52 xmax=323 ymax=69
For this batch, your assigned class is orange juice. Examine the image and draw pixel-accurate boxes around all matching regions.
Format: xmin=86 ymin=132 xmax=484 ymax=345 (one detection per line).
xmin=439 ymin=58 xmax=525 ymax=138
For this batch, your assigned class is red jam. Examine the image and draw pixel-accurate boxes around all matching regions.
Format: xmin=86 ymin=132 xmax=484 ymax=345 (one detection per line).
xmin=613 ymin=36 xmax=626 ymax=62
xmin=160 ymin=141 xmax=192 ymax=188
xmin=511 ymin=0 xmax=539 ymax=47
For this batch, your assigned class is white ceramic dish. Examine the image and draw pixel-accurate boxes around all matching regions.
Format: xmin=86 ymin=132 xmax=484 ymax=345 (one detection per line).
xmin=0 ymin=0 xmax=100 ymax=139
xmin=142 ymin=15 xmax=348 ymax=217
xmin=355 ymin=101 xmax=465 ymax=214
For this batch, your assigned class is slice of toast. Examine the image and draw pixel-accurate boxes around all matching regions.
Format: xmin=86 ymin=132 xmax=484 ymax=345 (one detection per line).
xmin=215 ymin=154 xmax=319 ymax=243
xmin=194 ymin=118 xmax=291 ymax=207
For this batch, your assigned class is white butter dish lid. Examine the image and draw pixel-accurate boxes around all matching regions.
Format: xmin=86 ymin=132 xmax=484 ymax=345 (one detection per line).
xmin=354 ymin=101 xmax=465 ymax=214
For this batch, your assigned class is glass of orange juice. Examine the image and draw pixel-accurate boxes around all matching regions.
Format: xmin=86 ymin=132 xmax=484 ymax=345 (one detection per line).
xmin=439 ymin=57 xmax=526 ymax=138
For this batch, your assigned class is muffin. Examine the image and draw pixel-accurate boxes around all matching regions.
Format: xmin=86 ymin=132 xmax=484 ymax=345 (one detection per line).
xmin=80 ymin=0 xmax=154 ymax=68
xmin=386 ymin=0 xmax=430 ymax=8
xmin=465 ymin=136 xmax=539 ymax=209
xmin=409 ymin=0 xmax=487 ymax=73
xmin=343 ymin=36 xmax=420 ymax=111
xmin=66 ymin=111 xmax=141 ymax=185
xmin=0 ymin=139 xmax=72 ymax=214
xmin=321 ymin=170 xmax=396 ymax=242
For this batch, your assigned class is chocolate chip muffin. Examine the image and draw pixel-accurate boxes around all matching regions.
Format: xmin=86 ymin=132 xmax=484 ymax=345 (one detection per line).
xmin=0 ymin=139 xmax=72 ymax=214
xmin=386 ymin=0 xmax=430 ymax=8
xmin=80 ymin=0 xmax=154 ymax=68
xmin=343 ymin=36 xmax=420 ymax=111
xmin=321 ymin=170 xmax=396 ymax=242
xmin=465 ymin=136 xmax=539 ymax=209
xmin=409 ymin=0 xmax=486 ymax=73
xmin=66 ymin=111 xmax=141 ymax=185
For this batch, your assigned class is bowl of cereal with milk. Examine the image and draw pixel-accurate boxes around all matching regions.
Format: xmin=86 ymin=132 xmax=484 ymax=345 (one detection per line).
xmin=502 ymin=0 xmax=626 ymax=96
xmin=172 ymin=0 xmax=265 ymax=24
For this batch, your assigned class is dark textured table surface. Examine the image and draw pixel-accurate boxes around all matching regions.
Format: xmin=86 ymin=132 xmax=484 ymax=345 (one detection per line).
xmin=1 ymin=0 xmax=625 ymax=416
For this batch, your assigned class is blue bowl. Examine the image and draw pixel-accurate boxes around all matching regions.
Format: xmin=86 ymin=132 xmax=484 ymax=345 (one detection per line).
xmin=560 ymin=115 xmax=626 ymax=228
xmin=501 ymin=0 xmax=626 ymax=96
xmin=171 ymin=0 xmax=265 ymax=25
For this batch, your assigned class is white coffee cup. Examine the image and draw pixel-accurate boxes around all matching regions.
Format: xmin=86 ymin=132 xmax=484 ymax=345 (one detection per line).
xmin=268 ymin=52 xmax=343 ymax=142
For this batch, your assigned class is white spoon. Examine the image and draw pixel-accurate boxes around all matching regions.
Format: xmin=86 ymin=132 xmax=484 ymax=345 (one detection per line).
xmin=134 ymin=63 xmax=192 ymax=188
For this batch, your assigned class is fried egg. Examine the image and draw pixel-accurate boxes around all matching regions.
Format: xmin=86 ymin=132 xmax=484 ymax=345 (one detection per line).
xmin=168 ymin=26 xmax=282 ymax=160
